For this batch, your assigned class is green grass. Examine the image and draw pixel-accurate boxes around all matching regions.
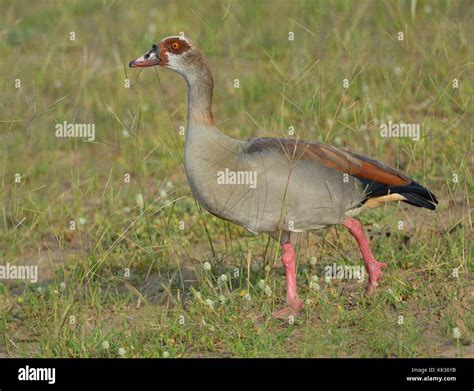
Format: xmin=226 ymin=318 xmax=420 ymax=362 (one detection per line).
xmin=0 ymin=0 xmax=472 ymax=357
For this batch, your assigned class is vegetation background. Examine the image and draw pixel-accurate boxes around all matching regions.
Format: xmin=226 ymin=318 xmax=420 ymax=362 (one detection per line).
xmin=0 ymin=0 xmax=472 ymax=357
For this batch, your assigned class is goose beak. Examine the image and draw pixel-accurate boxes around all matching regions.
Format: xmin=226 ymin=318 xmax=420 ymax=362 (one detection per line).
xmin=129 ymin=44 xmax=161 ymax=68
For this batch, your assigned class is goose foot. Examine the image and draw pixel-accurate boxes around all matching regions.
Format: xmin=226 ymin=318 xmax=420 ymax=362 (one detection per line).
xmin=343 ymin=218 xmax=388 ymax=294
xmin=272 ymin=298 xmax=303 ymax=319
xmin=274 ymin=241 xmax=303 ymax=319
xmin=365 ymin=259 xmax=388 ymax=295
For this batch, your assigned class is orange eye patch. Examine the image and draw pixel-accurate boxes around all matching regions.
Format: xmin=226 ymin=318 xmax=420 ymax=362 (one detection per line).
xmin=171 ymin=42 xmax=180 ymax=50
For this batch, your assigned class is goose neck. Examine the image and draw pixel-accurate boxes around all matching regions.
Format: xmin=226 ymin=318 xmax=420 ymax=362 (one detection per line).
xmin=185 ymin=64 xmax=215 ymax=127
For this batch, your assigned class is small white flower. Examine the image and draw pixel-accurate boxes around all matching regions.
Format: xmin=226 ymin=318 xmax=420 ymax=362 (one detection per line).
xmin=257 ymin=279 xmax=265 ymax=290
xmin=59 ymin=282 xmax=67 ymax=291
xmin=310 ymin=257 xmax=317 ymax=266
xmin=135 ymin=194 xmax=144 ymax=209
xmin=218 ymin=274 xmax=227 ymax=283
xmin=324 ymin=276 xmax=332 ymax=284
xmin=203 ymin=262 xmax=211 ymax=271
xmin=205 ymin=299 xmax=214 ymax=307
xmin=122 ymin=129 xmax=130 ymax=137
xmin=311 ymin=275 xmax=318 ymax=282
xmin=310 ymin=281 xmax=321 ymax=291
xmin=244 ymin=293 xmax=252 ymax=302
xmin=264 ymin=265 xmax=270 ymax=272
xmin=162 ymin=351 xmax=170 ymax=358
xmin=159 ymin=190 xmax=167 ymax=199
xmin=118 ymin=347 xmax=126 ymax=356
xmin=264 ymin=285 xmax=272 ymax=296
xmin=305 ymin=298 xmax=312 ymax=305
xmin=453 ymin=327 xmax=461 ymax=339
xmin=78 ymin=217 xmax=86 ymax=226
xmin=165 ymin=180 xmax=173 ymax=189
xmin=102 ymin=341 xmax=110 ymax=350
xmin=218 ymin=295 xmax=226 ymax=304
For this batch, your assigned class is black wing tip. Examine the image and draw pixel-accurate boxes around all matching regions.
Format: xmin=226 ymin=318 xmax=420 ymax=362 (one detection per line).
xmin=408 ymin=180 xmax=439 ymax=205
xmin=400 ymin=192 xmax=438 ymax=210
xmin=398 ymin=180 xmax=438 ymax=210
xmin=360 ymin=179 xmax=439 ymax=211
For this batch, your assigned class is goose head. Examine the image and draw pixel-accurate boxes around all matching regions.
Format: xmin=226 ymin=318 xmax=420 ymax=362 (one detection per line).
xmin=129 ymin=36 xmax=205 ymax=78
xmin=130 ymin=35 xmax=215 ymax=126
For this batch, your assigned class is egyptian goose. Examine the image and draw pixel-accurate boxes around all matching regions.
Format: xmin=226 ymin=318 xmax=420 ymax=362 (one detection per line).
xmin=130 ymin=36 xmax=438 ymax=318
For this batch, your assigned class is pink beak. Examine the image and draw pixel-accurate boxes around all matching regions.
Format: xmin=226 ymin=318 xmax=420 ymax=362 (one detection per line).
xmin=129 ymin=44 xmax=160 ymax=68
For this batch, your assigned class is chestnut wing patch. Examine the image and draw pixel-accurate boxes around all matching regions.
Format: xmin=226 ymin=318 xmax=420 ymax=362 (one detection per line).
xmin=245 ymin=138 xmax=411 ymax=186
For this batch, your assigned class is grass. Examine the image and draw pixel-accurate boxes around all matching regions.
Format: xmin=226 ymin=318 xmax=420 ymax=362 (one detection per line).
xmin=0 ymin=0 xmax=472 ymax=358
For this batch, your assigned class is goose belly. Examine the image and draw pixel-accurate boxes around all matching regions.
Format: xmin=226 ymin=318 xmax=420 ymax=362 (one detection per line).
xmin=184 ymin=153 xmax=364 ymax=234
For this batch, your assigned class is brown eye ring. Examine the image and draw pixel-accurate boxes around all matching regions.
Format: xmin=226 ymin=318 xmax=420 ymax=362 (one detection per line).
xmin=171 ymin=42 xmax=180 ymax=50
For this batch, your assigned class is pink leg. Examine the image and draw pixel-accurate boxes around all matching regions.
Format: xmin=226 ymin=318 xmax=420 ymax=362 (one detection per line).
xmin=272 ymin=242 xmax=303 ymax=318
xmin=343 ymin=218 xmax=387 ymax=294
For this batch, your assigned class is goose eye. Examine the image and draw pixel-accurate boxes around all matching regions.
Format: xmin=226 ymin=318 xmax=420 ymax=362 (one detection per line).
xmin=171 ymin=42 xmax=180 ymax=50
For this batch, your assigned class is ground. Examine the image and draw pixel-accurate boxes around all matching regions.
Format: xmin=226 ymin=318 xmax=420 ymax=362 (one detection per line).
xmin=0 ymin=0 xmax=472 ymax=358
